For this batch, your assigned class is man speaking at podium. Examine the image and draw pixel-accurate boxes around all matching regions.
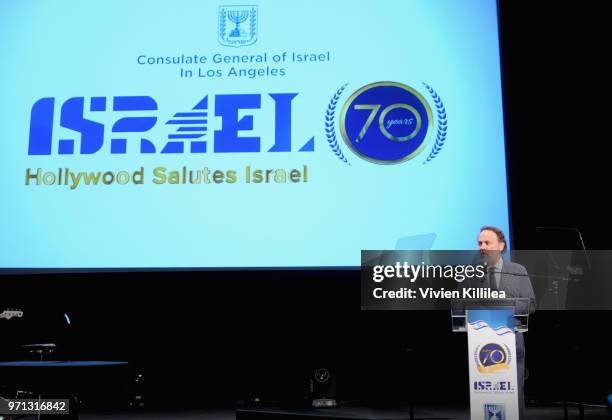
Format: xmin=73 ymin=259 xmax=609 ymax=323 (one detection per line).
xmin=477 ymin=226 xmax=536 ymax=420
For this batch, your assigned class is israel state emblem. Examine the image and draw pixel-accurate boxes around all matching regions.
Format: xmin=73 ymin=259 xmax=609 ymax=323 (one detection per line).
xmin=218 ymin=5 xmax=258 ymax=47
xmin=484 ymin=403 xmax=505 ymax=420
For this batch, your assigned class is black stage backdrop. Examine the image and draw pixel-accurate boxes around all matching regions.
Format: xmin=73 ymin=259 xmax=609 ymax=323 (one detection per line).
xmin=1 ymin=1 xmax=609 ymax=410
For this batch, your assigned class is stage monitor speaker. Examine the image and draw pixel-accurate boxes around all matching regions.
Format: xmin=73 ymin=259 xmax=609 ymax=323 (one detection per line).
xmin=308 ymin=367 xmax=337 ymax=408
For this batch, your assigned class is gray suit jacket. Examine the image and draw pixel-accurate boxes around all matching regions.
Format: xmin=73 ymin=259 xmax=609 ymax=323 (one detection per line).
xmin=496 ymin=259 xmax=537 ymax=315
xmin=458 ymin=258 xmax=537 ymax=314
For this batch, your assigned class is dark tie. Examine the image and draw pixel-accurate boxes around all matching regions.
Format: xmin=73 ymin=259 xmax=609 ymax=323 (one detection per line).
xmin=488 ymin=267 xmax=497 ymax=291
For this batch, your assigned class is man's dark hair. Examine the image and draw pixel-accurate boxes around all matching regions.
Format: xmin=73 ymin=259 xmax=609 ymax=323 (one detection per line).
xmin=480 ymin=226 xmax=507 ymax=252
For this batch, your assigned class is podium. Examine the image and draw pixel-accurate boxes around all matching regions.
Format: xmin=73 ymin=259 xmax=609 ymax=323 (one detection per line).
xmin=451 ymin=298 xmax=531 ymax=420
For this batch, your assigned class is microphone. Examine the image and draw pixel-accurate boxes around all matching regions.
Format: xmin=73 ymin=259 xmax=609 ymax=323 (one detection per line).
xmin=479 ymin=260 xmax=489 ymax=283
xmin=487 ymin=269 xmax=529 ymax=278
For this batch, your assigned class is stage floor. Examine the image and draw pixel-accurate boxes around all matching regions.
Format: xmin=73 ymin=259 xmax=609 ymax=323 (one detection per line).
xmin=73 ymin=405 xmax=611 ymax=419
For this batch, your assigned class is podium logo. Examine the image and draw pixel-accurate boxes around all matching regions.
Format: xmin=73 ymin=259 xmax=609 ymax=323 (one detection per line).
xmin=475 ymin=343 xmax=511 ymax=373
xmin=484 ymin=403 xmax=505 ymax=420
xmin=473 ymin=381 xmax=514 ymax=392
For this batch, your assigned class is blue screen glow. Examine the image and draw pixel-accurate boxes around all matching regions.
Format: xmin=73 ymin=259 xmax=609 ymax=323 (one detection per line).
xmin=0 ymin=0 xmax=510 ymax=268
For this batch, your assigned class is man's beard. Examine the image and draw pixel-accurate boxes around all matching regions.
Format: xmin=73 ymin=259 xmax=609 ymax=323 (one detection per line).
xmin=479 ymin=250 xmax=501 ymax=266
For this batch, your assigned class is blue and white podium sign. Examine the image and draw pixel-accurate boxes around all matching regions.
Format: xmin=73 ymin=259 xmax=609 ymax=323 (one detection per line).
xmin=466 ymin=309 xmax=519 ymax=420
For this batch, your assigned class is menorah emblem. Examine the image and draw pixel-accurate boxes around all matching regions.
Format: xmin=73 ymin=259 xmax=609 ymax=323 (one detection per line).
xmin=218 ymin=6 xmax=258 ymax=47
xmin=228 ymin=10 xmax=249 ymax=37
xmin=489 ymin=408 xmax=501 ymax=420
xmin=485 ymin=404 xmax=505 ymax=420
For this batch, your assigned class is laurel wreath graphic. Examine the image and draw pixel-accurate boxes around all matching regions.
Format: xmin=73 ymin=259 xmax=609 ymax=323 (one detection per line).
xmin=219 ymin=9 xmax=227 ymax=39
xmin=421 ymin=83 xmax=447 ymax=164
xmin=325 ymin=84 xmax=350 ymax=165
xmin=250 ymin=8 xmax=256 ymax=39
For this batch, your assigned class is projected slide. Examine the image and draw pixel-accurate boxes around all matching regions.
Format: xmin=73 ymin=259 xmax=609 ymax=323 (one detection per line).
xmin=0 ymin=0 xmax=509 ymax=268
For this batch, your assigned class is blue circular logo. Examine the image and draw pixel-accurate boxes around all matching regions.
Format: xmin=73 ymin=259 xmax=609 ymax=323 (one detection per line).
xmin=476 ymin=343 xmax=510 ymax=373
xmin=340 ymin=82 xmax=432 ymax=164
